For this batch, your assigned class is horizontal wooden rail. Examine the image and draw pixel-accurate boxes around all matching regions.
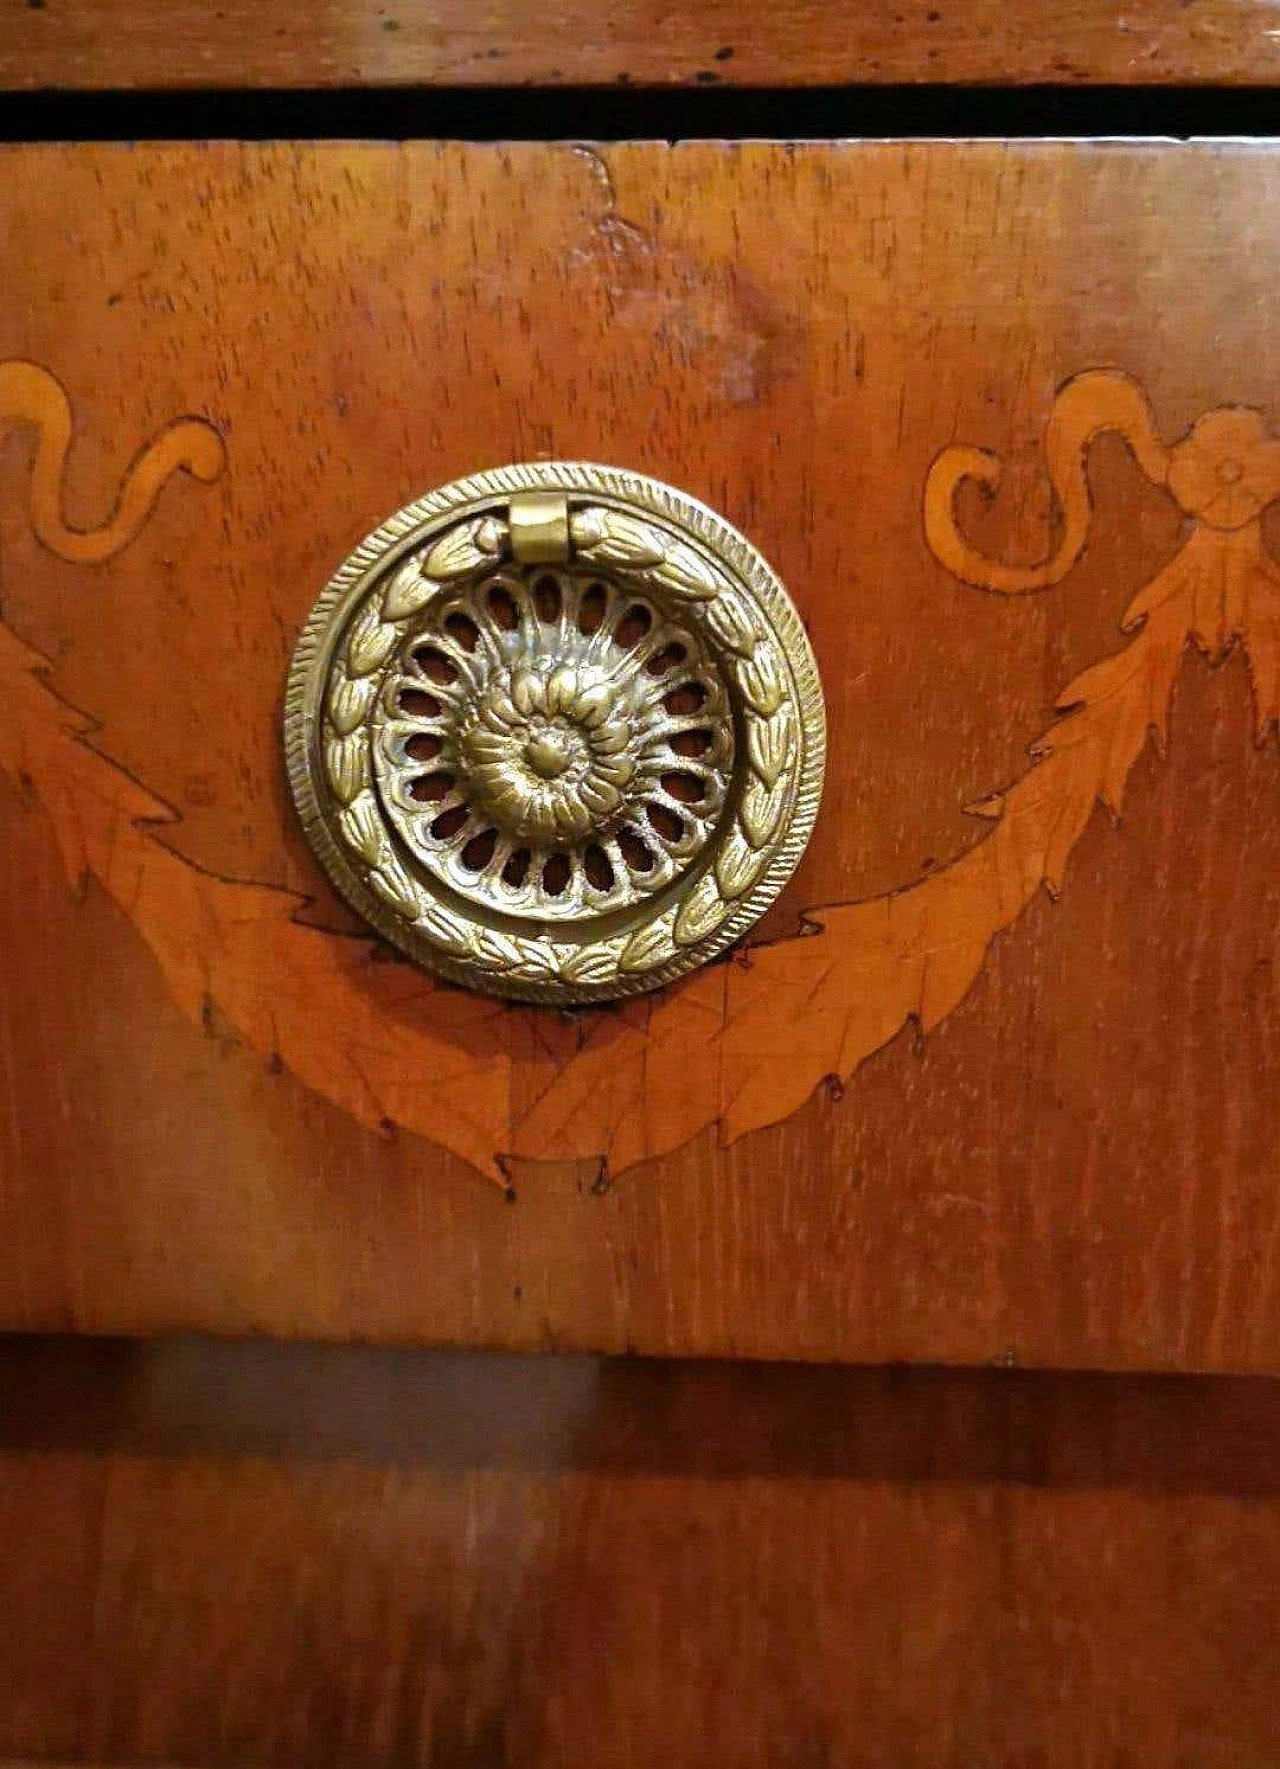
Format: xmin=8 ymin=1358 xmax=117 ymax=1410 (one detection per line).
xmin=4 ymin=0 xmax=1280 ymax=92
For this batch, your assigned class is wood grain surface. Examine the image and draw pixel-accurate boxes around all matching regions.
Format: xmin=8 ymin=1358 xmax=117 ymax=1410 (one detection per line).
xmin=0 ymin=141 xmax=1276 ymax=1366
xmin=3 ymin=0 xmax=1280 ymax=89
xmin=3 ymin=1334 xmax=1280 ymax=1767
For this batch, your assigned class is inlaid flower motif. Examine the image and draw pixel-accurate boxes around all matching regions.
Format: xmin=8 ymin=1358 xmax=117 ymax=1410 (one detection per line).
xmin=1166 ymin=408 xmax=1280 ymax=531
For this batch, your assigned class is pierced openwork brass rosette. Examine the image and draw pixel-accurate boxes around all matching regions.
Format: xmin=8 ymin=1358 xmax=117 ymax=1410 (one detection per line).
xmin=285 ymin=464 xmax=825 ymax=1004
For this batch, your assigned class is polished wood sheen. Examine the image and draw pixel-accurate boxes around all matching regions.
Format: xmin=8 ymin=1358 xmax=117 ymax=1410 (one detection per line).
xmin=2 ymin=0 xmax=1279 ymax=88
xmin=2 ymin=1336 xmax=1280 ymax=1767
xmin=0 ymin=141 xmax=1276 ymax=1366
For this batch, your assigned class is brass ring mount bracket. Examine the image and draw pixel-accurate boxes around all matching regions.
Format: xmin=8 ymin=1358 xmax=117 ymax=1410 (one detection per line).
xmin=285 ymin=463 xmax=826 ymax=1004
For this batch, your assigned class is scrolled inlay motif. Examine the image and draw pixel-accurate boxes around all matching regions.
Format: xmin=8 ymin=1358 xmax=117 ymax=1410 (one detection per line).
xmin=286 ymin=463 xmax=826 ymax=1003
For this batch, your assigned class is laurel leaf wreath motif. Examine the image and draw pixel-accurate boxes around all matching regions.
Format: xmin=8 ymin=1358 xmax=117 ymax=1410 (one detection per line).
xmin=318 ymin=500 xmax=799 ymax=992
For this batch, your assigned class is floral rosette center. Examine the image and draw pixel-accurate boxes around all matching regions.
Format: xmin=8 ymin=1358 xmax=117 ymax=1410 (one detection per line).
xmin=457 ymin=661 xmax=639 ymax=845
xmin=373 ymin=564 xmax=737 ymax=921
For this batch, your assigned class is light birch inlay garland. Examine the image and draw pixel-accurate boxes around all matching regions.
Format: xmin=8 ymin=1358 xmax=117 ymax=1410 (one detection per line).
xmin=285 ymin=463 xmax=826 ymax=1004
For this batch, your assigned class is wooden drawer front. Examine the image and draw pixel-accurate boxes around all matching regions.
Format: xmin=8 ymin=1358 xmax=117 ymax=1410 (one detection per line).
xmin=0 ymin=140 xmax=1275 ymax=1367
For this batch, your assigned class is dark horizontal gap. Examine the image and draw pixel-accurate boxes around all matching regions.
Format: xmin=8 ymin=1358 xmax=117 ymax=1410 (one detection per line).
xmin=0 ymin=84 xmax=1279 ymax=142
xmin=2 ymin=1332 xmax=1280 ymax=1495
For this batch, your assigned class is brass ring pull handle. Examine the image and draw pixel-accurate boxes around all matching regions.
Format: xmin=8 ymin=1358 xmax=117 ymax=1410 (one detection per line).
xmin=285 ymin=464 xmax=826 ymax=1003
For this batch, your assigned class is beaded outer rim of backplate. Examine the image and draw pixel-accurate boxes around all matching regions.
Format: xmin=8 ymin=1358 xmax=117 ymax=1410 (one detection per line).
xmin=284 ymin=462 xmax=826 ymax=1004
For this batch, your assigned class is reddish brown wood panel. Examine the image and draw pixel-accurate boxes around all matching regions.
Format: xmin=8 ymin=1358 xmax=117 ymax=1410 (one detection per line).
xmin=2 ymin=0 xmax=1279 ymax=88
xmin=0 ymin=141 xmax=1276 ymax=1366
xmin=2 ymin=1336 xmax=1280 ymax=1767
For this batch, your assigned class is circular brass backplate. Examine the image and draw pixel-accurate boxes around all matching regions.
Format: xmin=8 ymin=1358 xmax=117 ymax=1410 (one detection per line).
xmin=285 ymin=464 xmax=825 ymax=1004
